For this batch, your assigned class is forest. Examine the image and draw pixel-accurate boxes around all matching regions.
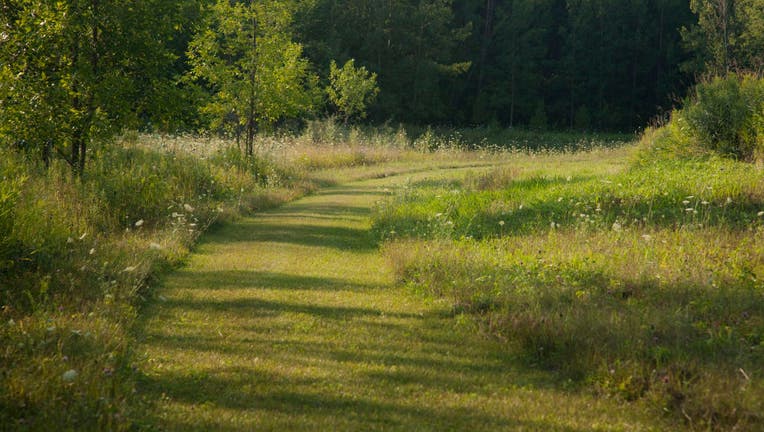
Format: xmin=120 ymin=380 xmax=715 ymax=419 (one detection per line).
xmin=2 ymin=0 xmax=763 ymax=161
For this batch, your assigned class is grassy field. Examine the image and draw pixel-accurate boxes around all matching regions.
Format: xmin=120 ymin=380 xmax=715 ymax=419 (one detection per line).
xmin=374 ymin=144 xmax=764 ymax=430
xmin=134 ymin=165 xmax=672 ymax=431
xmin=2 ymin=124 xmax=760 ymax=430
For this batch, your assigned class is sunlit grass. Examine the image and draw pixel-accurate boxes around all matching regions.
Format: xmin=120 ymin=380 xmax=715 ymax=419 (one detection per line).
xmin=373 ymin=145 xmax=764 ymax=430
xmin=135 ymin=170 xmax=672 ymax=431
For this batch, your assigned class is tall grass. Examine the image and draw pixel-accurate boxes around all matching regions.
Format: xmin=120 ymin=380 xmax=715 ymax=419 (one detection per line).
xmin=374 ymin=144 xmax=764 ymax=429
xmin=2 ymin=118 xmax=529 ymax=429
xmin=2 ymin=121 xmax=442 ymax=430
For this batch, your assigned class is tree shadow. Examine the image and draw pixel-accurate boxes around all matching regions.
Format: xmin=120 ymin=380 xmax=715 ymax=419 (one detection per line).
xmin=167 ymin=270 xmax=383 ymax=291
xmin=206 ymin=221 xmax=375 ymax=251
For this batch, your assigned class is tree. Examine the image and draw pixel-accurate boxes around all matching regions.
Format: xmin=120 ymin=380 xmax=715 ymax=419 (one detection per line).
xmin=326 ymin=59 xmax=379 ymax=123
xmin=683 ymin=0 xmax=763 ymax=75
xmin=0 ymin=0 xmax=187 ymax=176
xmin=187 ymin=0 xmax=319 ymax=156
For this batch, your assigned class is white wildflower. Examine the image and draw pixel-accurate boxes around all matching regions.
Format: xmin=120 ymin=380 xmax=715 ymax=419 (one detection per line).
xmin=682 ymin=200 xmax=690 ymax=205
xmin=67 ymin=237 xmax=74 ymax=244
xmin=758 ymin=211 xmax=764 ymax=217
xmin=89 ymin=248 xmax=95 ymax=255
xmin=498 ymin=220 xmax=505 ymax=226
xmin=134 ymin=219 xmax=144 ymax=227
xmin=62 ymin=369 xmax=78 ymax=382
xmin=685 ymin=208 xmax=694 ymax=212
xmin=183 ymin=203 xmax=194 ymax=212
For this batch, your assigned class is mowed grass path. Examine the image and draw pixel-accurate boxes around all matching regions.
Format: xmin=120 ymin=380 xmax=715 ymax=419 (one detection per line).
xmin=136 ymin=164 xmax=671 ymax=431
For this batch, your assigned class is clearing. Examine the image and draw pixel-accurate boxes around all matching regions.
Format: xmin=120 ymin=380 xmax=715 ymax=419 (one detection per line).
xmin=135 ymin=162 xmax=671 ymax=431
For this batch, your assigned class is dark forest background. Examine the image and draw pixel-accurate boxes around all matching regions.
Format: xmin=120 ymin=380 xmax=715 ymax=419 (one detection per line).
xmin=2 ymin=0 xmax=762 ymax=143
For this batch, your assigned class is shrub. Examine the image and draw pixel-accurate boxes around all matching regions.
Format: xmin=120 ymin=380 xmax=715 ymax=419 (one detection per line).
xmin=682 ymin=74 xmax=764 ymax=161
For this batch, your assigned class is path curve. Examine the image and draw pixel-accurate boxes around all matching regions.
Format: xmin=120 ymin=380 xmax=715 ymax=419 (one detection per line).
xmin=137 ymin=167 xmax=667 ymax=431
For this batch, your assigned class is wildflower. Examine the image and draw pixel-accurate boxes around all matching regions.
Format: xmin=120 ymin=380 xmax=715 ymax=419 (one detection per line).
xmin=498 ymin=220 xmax=505 ymax=226
xmin=685 ymin=208 xmax=694 ymax=212
xmin=134 ymin=219 xmax=144 ymax=227
xmin=183 ymin=203 xmax=194 ymax=212
xmin=682 ymin=200 xmax=690 ymax=205
xmin=67 ymin=237 xmax=74 ymax=244
xmin=701 ymin=201 xmax=709 ymax=205
xmin=89 ymin=248 xmax=95 ymax=255
xmin=758 ymin=211 xmax=764 ymax=217
xmin=612 ymin=222 xmax=622 ymax=232
xmin=62 ymin=369 xmax=78 ymax=382
xmin=726 ymin=197 xmax=733 ymax=204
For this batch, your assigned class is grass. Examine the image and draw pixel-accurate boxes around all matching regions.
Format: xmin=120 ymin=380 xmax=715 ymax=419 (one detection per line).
xmin=1 ymin=122 xmax=566 ymax=430
xmin=2 ymin=124 xmax=473 ymax=430
xmin=0 ymin=123 xmax=698 ymax=430
xmin=373 ymin=142 xmax=764 ymax=430
xmin=134 ymin=168 xmax=672 ymax=431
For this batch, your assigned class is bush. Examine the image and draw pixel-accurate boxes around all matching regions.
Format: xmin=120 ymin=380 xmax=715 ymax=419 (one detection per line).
xmin=682 ymin=74 xmax=764 ymax=161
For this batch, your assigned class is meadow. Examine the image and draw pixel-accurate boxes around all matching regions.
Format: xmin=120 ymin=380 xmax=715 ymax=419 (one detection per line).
xmin=373 ymin=139 xmax=764 ymax=429
xmin=1 ymin=113 xmax=761 ymax=430
xmin=0 ymin=121 xmax=539 ymax=430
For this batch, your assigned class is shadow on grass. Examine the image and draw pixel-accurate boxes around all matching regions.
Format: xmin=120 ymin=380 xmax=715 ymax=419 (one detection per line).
xmin=157 ymin=295 xmax=420 ymax=321
xmin=134 ymin=175 xmax=632 ymax=431
xmin=136 ymin=304 xmax=606 ymax=431
xmin=168 ymin=270 xmax=382 ymax=291
xmin=137 ymin=370 xmax=599 ymax=431
xmin=207 ymin=221 xmax=375 ymax=251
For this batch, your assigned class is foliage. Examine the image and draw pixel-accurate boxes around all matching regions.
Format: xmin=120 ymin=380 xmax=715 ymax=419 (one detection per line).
xmin=683 ymin=0 xmax=764 ymax=74
xmin=187 ymin=0 xmax=320 ymax=155
xmin=0 ymin=0 xmax=186 ymax=175
xmin=326 ymin=59 xmax=379 ymax=123
xmin=682 ymin=74 xmax=764 ymax=160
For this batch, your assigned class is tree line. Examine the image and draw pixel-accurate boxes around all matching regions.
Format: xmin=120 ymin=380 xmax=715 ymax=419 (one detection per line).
xmin=1 ymin=0 xmax=762 ymax=174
